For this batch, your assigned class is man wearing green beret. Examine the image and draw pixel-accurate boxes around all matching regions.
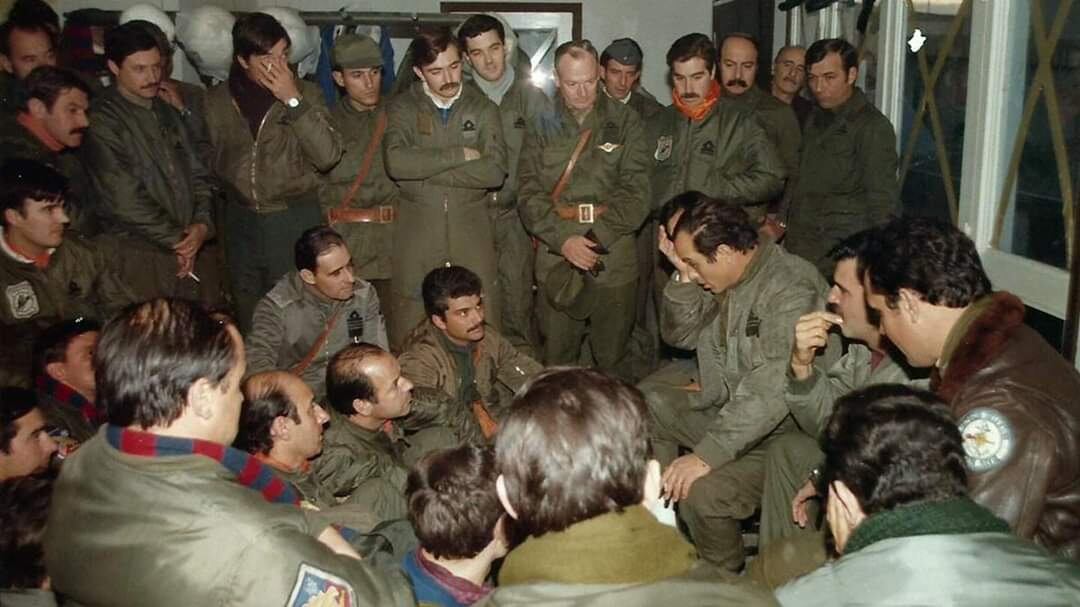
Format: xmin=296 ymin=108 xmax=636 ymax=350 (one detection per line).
xmin=320 ymin=33 xmax=400 ymax=345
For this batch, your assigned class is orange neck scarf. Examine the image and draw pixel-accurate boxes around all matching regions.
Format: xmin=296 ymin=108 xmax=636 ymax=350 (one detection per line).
xmin=672 ymin=80 xmax=721 ymax=122
xmin=3 ymin=229 xmax=51 ymax=269
xmin=254 ymin=452 xmax=311 ymax=475
xmin=17 ymin=112 xmax=65 ymax=152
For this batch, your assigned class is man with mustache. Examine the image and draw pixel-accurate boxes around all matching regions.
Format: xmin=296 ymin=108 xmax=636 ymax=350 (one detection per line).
xmin=770 ymin=45 xmax=811 ymax=128
xmin=0 ymin=66 xmax=99 ymax=236
xmin=399 ymin=265 xmax=541 ymax=438
xmin=0 ymin=3 xmax=58 ymax=116
xmin=717 ymin=34 xmax=801 ymax=241
xmin=82 ymin=22 xmax=218 ymax=304
xmin=383 ymin=28 xmax=507 ymax=346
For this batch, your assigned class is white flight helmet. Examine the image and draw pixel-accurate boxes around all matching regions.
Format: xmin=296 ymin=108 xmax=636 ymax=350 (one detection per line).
xmin=175 ymin=5 xmax=236 ymax=82
xmin=119 ymin=4 xmax=175 ymax=43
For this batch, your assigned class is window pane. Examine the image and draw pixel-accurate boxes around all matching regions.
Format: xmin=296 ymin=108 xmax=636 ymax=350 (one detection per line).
xmin=899 ymin=5 xmax=970 ymax=222
xmin=998 ymin=1 xmax=1078 ymax=269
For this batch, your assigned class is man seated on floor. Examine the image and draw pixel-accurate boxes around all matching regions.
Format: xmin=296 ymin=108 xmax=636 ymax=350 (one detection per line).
xmin=31 ymin=318 xmax=101 ymax=450
xmin=247 ymin=225 xmax=388 ymax=400
xmin=0 ymin=158 xmax=135 ymax=388
xmin=0 ymin=474 xmax=59 ymax=607
xmin=861 ymin=217 xmax=1080 ymax=560
xmin=44 ymin=298 xmax=413 ymax=605
xmin=315 ymin=343 xmax=459 ymax=523
xmin=641 ymin=192 xmax=828 ymax=572
xmin=0 ymin=386 xmax=56 ymax=481
xmin=488 ymin=367 xmax=775 ymax=604
xmin=777 ymin=385 xmax=1080 ymax=605
xmin=757 ymin=230 xmax=920 ymax=550
xmin=402 ymin=444 xmax=507 ymax=606
xmin=399 ymin=265 xmax=541 ymax=439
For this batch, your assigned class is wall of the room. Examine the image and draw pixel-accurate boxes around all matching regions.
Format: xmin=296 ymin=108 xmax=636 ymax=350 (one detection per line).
xmin=57 ymin=0 xmax=714 ymax=101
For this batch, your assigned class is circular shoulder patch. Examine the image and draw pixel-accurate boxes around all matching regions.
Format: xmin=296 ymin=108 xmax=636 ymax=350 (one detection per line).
xmin=958 ymin=407 xmax=1015 ymax=473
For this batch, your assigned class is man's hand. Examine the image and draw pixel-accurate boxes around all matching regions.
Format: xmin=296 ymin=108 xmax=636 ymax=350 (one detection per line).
xmin=157 ymin=80 xmax=186 ymax=112
xmin=463 ymin=147 xmax=481 ymax=161
xmin=255 ymin=54 xmax=302 ymax=104
xmin=661 ymin=454 xmax=711 ymax=503
xmin=791 ymin=311 xmax=843 ymax=380
xmin=561 ymin=235 xmax=601 ymax=271
xmin=173 ymin=223 xmax=209 ymax=259
xmin=792 ymin=479 xmax=819 ymax=528
xmin=175 ymin=252 xmax=195 ymax=278
xmin=657 ymin=224 xmax=691 ymax=278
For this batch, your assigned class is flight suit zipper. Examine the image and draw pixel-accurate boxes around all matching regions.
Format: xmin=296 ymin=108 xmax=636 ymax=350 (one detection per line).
xmin=249 ymin=110 xmax=272 ymax=211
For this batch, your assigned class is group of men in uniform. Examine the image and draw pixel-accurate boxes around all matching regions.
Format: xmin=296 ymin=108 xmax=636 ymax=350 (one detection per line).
xmin=3 ymin=4 xmax=1080 ymax=605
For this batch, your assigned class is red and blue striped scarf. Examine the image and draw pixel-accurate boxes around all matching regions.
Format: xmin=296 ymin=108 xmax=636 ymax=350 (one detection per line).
xmin=36 ymin=374 xmax=102 ymax=426
xmin=105 ymin=425 xmax=300 ymax=506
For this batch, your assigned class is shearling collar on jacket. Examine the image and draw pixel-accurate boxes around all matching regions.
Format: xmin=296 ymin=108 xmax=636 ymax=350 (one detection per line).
xmin=931 ymin=292 xmax=1026 ymax=403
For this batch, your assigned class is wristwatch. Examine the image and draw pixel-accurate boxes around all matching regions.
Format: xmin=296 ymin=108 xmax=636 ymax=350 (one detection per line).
xmin=285 ymin=96 xmax=302 ymax=108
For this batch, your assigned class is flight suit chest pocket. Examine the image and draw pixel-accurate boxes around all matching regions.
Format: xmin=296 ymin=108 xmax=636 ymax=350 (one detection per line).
xmin=730 ymin=308 xmax=767 ymax=370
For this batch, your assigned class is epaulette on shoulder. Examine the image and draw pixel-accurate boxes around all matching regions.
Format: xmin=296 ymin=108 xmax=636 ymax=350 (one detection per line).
xmin=265 ymin=279 xmax=300 ymax=309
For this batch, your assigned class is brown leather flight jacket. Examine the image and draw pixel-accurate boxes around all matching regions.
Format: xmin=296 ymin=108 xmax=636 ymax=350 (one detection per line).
xmin=932 ymin=292 xmax=1080 ymax=560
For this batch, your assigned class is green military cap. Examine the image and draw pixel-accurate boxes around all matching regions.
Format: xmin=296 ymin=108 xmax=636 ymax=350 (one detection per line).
xmin=332 ymin=33 xmax=382 ymax=69
xmin=602 ymin=38 xmax=643 ymax=67
xmin=543 ymin=262 xmax=595 ymax=321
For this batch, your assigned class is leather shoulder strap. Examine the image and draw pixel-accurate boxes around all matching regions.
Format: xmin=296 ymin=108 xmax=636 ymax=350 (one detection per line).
xmin=550 ymin=128 xmax=592 ymax=203
xmin=338 ymin=110 xmax=389 ymax=210
xmin=290 ymin=307 xmax=345 ymax=377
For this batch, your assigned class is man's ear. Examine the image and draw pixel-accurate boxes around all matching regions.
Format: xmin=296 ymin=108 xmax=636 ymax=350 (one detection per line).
xmin=331 ymin=71 xmax=345 ymax=88
xmin=27 ymin=98 xmax=48 ymax=120
xmin=846 ymin=66 xmax=859 ymax=86
xmin=44 ymin=361 xmax=67 ymax=384
xmin=0 ymin=54 xmax=12 ymax=75
xmin=237 ymin=55 xmax=250 ymax=71
xmin=412 ymin=65 xmax=424 ymax=81
xmin=270 ymin=415 xmax=290 ymax=441
xmin=713 ymin=243 xmax=734 ymax=260
xmin=352 ymin=398 xmax=374 ymax=417
xmin=299 ymin=268 xmax=316 ymax=286
xmin=107 ymin=59 xmax=121 ymax=79
xmin=496 ymin=474 xmax=519 ymax=520
xmin=187 ymin=377 xmax=216 ymax=421
xmin=898 ymin=288 xmax=922 ymax=323
xmin=430 ymin=313 xmax=448 ymax=332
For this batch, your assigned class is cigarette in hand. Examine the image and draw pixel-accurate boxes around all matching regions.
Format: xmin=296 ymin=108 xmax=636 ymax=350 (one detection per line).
xmin=187 ymin=272 xmax=201 ymax=283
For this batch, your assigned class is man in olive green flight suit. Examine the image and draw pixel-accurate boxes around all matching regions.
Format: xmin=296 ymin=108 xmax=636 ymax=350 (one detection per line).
xmin=0 ymin=160 xmax=136 ymax=389
xmin=204 ymin=13 xmax=344 ymax=329
xmin=600 ymin=37 xmax=666 ymax=381
xmin=0 ymin=66 xmax=99 ymax=236
xmin=84 ymin=23 xmax=219 ymax=304
xmin=237 ymin=371 xmax=386 ymax=532
xmin=321 ymin=33 xmax=400 ymax=343
xmin=717 ymin=33 xmax=801 ymax=236
xmin=314 ymin=343 xmax=460 ymax=522
xmin=600 ymin=38 xmax=665 ymax=123
xmin=44 ymin=299 xmax=413 ymax=607
xmin=642 ymin=194 xmax=827 ymax=573
xmin=400 ymin=265 xmax=541 ymax=435
xmin=784 ymin=38 xmax=899 ymax=275
xmin=383 ymin=28 xmax=507 ymax=347
xmin=460 ymin=15 xmax=551 ymax=358
xmin=518 ymin=40 xmax=650 ymax=380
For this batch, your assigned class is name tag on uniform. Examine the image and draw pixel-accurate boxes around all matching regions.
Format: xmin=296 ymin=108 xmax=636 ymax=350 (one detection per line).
xmin=597 ymin=142 xmax=622 ymax=153
xmin=745 ymin=312 xmax=761 ymax=337
xmin=417 ymin=112 xmax=434 ymax=135
xmin=654 ymin=135 xmax=673 ymax=161
xmin=347 ymin=310 xmax=365 ymax=344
